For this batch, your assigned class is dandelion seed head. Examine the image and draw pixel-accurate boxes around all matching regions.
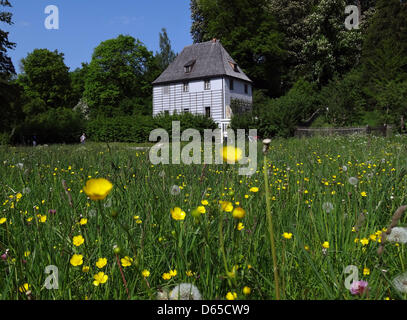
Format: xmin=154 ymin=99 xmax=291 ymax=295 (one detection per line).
xmin=170 ymin=185 xmax=181 ymax=196
xmin=348 ymin=177 xmax=358 ymax=186
xmin=386 ymin=227 xmax=407 ymax=244
xmin=392 ymin=272 xmax=407 ymax=293
xmin=168 ymin=283 xmax=202 ymax=300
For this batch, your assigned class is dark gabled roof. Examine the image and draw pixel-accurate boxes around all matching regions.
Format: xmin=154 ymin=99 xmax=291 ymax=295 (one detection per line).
xmin=152 ymin=40 xmax=252 ymax=85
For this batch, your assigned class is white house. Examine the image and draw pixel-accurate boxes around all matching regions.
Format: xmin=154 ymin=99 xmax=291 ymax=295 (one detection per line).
xmin=152 ymin=39 xmax=253 ymax=135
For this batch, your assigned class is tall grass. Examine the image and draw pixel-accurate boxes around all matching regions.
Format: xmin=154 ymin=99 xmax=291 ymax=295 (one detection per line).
xmin=0 ymin=134 xmax=407 ymax=300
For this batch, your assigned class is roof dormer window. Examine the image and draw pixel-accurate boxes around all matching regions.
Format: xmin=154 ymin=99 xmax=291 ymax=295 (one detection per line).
xmin=184 ymin=59 xmax=196 ymax=73
xmin=229 ymin=61 xmax=239 ymax=73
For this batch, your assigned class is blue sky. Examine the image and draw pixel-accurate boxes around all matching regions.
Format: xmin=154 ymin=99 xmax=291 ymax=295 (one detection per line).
xmin=4 ymin=0 xmax=193 ymax=73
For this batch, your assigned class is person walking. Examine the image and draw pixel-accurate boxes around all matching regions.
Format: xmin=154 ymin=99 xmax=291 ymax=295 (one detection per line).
xmin=80 ymin=133 xmax=86 ymax=144
xmin=32 ymin=135 xmax=37 ymax=147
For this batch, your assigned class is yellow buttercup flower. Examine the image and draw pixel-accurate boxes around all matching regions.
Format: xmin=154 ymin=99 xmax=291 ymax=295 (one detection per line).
xmin=170 ymin=207 xmax=186 ymax=221
xmin=221 ymin=146 xmax=243 ymax=163
xmin=83 ymin=178 xmax=113 ymax=201
xmin=79 ymin=218 xmax=88 ymax=225
xmin=0 ymin=217 xmax=6 ymax=224
xmin=243 ymin=286 xmax=251 ymax=295
xmin=72 ymin=235 xmax=85 ymax=247
xmin=70 ymin=254 xmax=84 ymax=266
xmin=19 ymin=283 xmax=30 ymax=293
xmin=169 ymin=269 xmax=177 ymax=277
xmin=82 ymin=266 xmax=90 ymax=273
xmin=232 ymin=207 xmax=246 ymax=219
xmin=249 ymin=187 xmax=259 ymax=193
xmin=162 ymin=272 xmax=171 ymax=280
xmin=219 ymin=200 xmax=233 ymax=212
xmin=197 ymin=206 xmax=206 ymax=214
xmin=282 ymin=232 xmax=293 ymax=239
xmin=121 ymin=256 xmax=133 ymax=267
xmin=236 ymin=222 xmax=245 ymax=231
xmin=142 ymin=269 xmax=150 ymax=278
xmin=226 ymin=292 xmax=237 ymax=300
xmin=360 ymin=238 xmax=369 ymax=246
xmin=96 ymin=257 xmax=107 ymax=269
xmin=322 ymin=241 xmax=329 ymax=249
xmin=201 ymin=200 xmax=208 ymax=206
xmin=93 ymin=272 xmax=108 ymax=286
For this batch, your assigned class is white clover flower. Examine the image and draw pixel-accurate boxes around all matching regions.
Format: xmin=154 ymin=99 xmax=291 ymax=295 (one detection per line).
xmin=16 ymin=163 xmax=24 ymax=169
xmin=348 ymin=177 xmax=358 ymax=186
xmin=322 ymin=202 xmax=334 ymax=213
xmin=168 ymin=283 xmax=202 ymax=300
xmin=342 ymin=165 xmax=348 ymax=172
xmin=386 ymin=227 xmax=407 ymax=244
xmin=392 ymin=272 xmax=407 ymax=293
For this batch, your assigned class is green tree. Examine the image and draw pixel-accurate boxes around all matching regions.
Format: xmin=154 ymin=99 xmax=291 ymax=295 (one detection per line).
xmin=299 ymin=0 xmax=363 ymax=85
xmin=361 ymin=0 xmax=407 ymax=128
xmin=84 ymin=35 xmax=159 ymax=117
xmin=189 ymin=0 xmax=286 ymax=96
xmin=0 ymin=0 xmax=15 ymax=77
xmin=70 ymin=62 xmax=89 ymax=106
xmin=267 ymin=0 xmax=319 ymax=90
xmin=155 ymin=28 xmax=176 ymax=72
xmin=319 ymin=69 xmax=366 ymax=126
xmin=18 ymin=49 xmax=72 ymax=112
xmin=190 ymin=0 xmax=207 ymax=43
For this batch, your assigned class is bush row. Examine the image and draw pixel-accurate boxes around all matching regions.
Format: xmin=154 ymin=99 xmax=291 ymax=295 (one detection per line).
xmin=86 ymin=113 xmax=218 ymax=143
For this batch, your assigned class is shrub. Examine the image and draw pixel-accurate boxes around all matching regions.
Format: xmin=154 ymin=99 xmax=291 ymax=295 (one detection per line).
xmin=14 ymin=108 xmax=85 ymax=144
xmin=86 ymin=113 xmax=218 ymax=143
xmin=231 ymin=79 xmax=320 ymax=138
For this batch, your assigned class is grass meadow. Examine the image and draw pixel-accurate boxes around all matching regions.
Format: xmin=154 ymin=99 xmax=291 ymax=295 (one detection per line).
xmin=1 ymin=134 xmax=407 ymax=300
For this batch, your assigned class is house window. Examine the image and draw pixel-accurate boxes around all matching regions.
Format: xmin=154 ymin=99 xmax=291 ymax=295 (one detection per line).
xmin=184 ymin=59 xmax=196 ymax=73
xmin=230 ymin=79 xmax=234 ymax=91
xmin=162 ymin=86 xmax=169 ymax=95
xmin=244 ymin=83 xmax=248 ymax=94
xmin=205 ymin=107 xmax=211 ymax=117
xmin=204 ymin=80 xmax=211 ymax=90
xmin=183 ymin=82 xmax=189 ymax=92
xmin=184 ymin=108 xmax=190 ymax=113
xmin=228 ymin=61 xmax=239 ymax=72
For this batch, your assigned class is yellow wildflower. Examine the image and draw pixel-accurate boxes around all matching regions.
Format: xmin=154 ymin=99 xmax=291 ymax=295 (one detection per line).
xmin=70 ymin=254 xmax=83 ymax=267
xmin=96 ymin=257 xmax=107 ymax=269
xmin=232 ymin=207 xmax=246 ymax=219
xmin=170 ymin=207 xmax=186 ymax=221
xmin=121 ymin=256 xmax=133 ymax=267
xmin=226 ymin=292 xmax=237 ymax=300
xmin=83 ymin=178 xmax=113 ymax=201
xmin=282 ymin=232 xmax=293 ymax=239
xmin=72 ymin=235 xmax=85 ymax=247
xmin=93 ymin=272 xmax=108 ymax=286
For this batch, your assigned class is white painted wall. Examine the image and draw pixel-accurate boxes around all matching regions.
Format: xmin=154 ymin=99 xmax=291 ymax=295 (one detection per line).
xmin=152 ymin=77 xmax=252 ymax=126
